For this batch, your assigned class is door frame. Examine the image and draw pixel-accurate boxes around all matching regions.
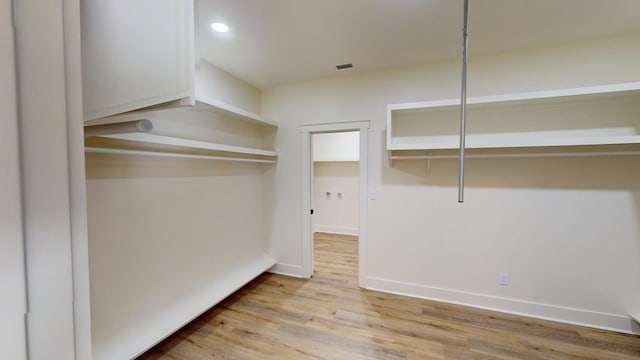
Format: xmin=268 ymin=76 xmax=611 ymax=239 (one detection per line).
xmin=13 ymin=0 xmax=92 ymax=357
xmin=300 ymin=121 xmax=369 ymax=286
xmin=1 ymin=1 xmax=27 ymax=357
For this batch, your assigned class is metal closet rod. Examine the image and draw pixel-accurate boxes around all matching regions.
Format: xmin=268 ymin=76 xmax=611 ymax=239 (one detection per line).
xmin=85 ymin=147 xmax=277 ymax=164
xmin=458 ymin=0 xmax=470 ymax=203
xmin=389 ymin=150 xmax=640 ymax=160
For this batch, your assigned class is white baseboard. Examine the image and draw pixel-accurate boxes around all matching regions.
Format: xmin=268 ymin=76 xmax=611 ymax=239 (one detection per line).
xmin=268 ymin=262 xmax=307 ymax=278
xmin=364 ymin=276 xmax=638 ymax=335
xmin=313 ymin=225 xmax=359 ymax=236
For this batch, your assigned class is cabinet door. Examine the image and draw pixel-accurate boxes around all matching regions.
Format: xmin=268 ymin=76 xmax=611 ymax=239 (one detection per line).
xmin=81 ymin=0 xmax=194 ymax=120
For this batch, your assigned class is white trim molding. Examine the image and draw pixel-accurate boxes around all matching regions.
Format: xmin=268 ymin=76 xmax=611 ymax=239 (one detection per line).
xmin=268 ymin=263 xmax=305 ymax=278
xmin=313 ymin=226 xmax=359 ymax=236
xmin=300 ymin=121 xmax=370 ymax=285
xmin=364 ymin=276 xmax=639 ymax=335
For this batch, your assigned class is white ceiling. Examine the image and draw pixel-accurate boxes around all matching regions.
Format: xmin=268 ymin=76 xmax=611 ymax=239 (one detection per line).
xmin=197 ymin=0 xmax=640 ymax=89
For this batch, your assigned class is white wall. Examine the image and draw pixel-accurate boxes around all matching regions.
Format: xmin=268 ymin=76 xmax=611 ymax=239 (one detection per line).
xmin=85 ymin=64 xmax=273 ymax=359
xmin=313 ymin=131 xmax=359 ymax=162
xmin=312 ymin=132 xmax=360 ymax=234
xmin=262 ymin=31 xmax=640 ymax=333
xmin=86 ymin=161 xmax=267 ymax=359
xmin=0 ymin=2 xmax=27 ymax=358
xmin=313 ymin=162 xmax=359 ymax=235
xmin=196 ymin=59 xmax=262 ymax=114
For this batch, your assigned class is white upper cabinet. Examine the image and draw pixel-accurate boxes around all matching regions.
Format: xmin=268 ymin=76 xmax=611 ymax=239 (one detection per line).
xmin=81 ymin=0 xmax=195 ymax=121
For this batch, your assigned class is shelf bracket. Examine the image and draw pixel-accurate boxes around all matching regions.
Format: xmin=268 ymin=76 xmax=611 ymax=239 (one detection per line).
xmin=426 ymin=154 xmax=432 ymax=176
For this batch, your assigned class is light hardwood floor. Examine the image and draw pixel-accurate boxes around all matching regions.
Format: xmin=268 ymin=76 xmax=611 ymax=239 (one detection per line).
xmin=138 ymin=232 xmax=640 ymax=359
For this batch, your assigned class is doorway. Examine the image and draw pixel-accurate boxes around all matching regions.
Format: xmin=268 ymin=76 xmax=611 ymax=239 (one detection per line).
xmin=300 ymin=121 xmax=369 ymax=286
xmin=312 ymin=131 xmax=360 ymax=236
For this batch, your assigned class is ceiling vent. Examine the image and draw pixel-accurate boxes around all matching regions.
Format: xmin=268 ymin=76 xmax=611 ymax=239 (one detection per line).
xmin=336 ymin=63 xmax=353 ymax=70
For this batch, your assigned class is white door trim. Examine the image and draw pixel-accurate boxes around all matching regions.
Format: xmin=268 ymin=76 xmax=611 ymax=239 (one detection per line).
xmin=300 ymin=121 xmax=369 ymax=286
xmin=15 ymin=0 xmax=86 ymax=357
xmin=63 ymin=0 xmax=93 ymax=357
xmin=0 ymin=1 xmax=27 ymax=357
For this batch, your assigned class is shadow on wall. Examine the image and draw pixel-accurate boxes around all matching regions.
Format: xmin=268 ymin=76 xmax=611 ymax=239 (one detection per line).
xmin=85 ymin=153 xmax=269 ymax=179
xmin=315 ymin=161 xmax=359 ymax=177
xmin=633 ymin=191 xmax=640 ymax=252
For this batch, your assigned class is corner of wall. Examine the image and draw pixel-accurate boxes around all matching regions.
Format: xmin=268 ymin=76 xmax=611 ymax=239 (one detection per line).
xmin=195 ymin=59 xmax=262 ymax=114
xmin=268 ymin=262 xmax=307 ymax=278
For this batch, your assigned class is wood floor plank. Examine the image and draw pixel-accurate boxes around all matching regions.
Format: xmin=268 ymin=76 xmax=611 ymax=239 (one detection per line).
xmin=138 ymin=232 xmax=640 ymax=360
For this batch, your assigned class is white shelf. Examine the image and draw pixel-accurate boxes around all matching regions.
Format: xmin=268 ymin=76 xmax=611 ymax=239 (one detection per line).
xmin=193 ymin=94 xmax=278 ymax=128
xmin=93 ymin=253 xmax=276 ymax=360
xmin=388 ymin=135 xmax=640 ymax=151
xmin=83 ymin=95 xmax=279 ymax=131
xmin=387 ymin=82 xmax=640 ymax=151
xmin=99 ymin=132 xmax=277 ymax=157
xmin=630 ymin=313 xmax=640 ymax=324
xmin=388 ymin=82 xmax=640 ymax=112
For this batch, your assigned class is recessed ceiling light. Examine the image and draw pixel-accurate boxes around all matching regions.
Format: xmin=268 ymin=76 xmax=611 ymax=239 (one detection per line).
xmin=211 ymin=22 xmax=229 ymax=33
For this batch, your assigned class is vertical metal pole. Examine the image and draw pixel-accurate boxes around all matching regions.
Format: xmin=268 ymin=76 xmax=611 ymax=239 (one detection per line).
xmin=458 ymin=0 xmax=469 ymax=203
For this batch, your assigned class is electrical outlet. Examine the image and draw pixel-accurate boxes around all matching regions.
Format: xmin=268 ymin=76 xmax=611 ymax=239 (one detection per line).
xmin=499 ymin=273 xmax=509 ymax=286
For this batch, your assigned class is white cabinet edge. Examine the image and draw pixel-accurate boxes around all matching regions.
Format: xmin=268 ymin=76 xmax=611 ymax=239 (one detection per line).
xmin=84 ymin=94 xmax=279 ymax=129
xmin=84 ymin=92 xmax=195 ymax=122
